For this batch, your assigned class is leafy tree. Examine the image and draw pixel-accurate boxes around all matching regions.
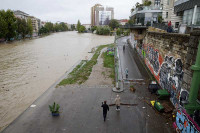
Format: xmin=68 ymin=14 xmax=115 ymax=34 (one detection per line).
xmin=2 ymin=10 xmax=16 ymax=40
xmin=78 ymin=25 xmax=86 ymax=33
xmin=96 ymin=26 xmax=110 ymax=35
xmin=44 ymin=22 xmax=54 ymax=32
xmin=60 ymin=22 xmax=68 ymax=31
xmin=91 ymin=26 xmax=97 ymax=32
xmin=0 ymin=10 xmax=8 ymax=39
xmin=109 ymin=19 xmax=119 ymax=30
xmin=71 ymin=24 xmax=75 ymax=31
xmin=127 ymin=19 xmax=134 ymax=25
xmin=16 ymin=18 xmax=27 ymax=38
xmin=158 ymin=15 xmax=163 ymax=23
xmin=27 ymin=18 xmax=33 ymax=37
xmin=39 ymin=27 xmax=48 ymax=35
xmin=143 ymin=1 xmax=152 ymax=6
xmin=116 ymin=28 xmax=121 ymax=36
xmin=77 ymin=20 xmax=81 ymax=31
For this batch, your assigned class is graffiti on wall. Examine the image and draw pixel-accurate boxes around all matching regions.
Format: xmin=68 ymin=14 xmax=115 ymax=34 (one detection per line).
xmin=159 ymin=56 xmax=184 ymax=107
xmin=137 ymin=44 xmax=185 ymax=107
xmin=175 ymin=108 xmax=200 ymax=133
xmin=147 ymin=46 xmax=160 ymax=74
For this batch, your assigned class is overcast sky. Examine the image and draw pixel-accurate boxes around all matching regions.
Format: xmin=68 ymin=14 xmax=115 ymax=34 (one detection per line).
xmin=1 ymin=0 xmax=141 ymax=24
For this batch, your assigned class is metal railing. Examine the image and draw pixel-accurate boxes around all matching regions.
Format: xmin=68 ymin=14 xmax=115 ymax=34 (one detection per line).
xmin=152 ymin=23 xmax=168 ymax=31
xmin=120 ymin=24 xmax=148 ymax=29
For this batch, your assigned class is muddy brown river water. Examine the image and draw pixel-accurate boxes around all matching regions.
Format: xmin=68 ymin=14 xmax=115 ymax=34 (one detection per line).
xmin=0 ymin=31 xmax=114 ymax=131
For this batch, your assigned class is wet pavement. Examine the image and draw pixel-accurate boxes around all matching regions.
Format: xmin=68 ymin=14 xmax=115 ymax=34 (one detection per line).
xmin=2 ymin=37 xmax=174 ymax=133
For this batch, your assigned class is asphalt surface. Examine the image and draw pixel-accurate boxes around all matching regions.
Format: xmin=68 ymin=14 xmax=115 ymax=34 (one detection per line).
xmin=116 ymin=36 xmax=142 ymax=80
xmin=2 ymin=37 xmax=174 ymax=133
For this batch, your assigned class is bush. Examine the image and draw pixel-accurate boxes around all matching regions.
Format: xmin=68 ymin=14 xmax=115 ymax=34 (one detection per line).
xmin=96 ymin=26 xmax=110 ymax=35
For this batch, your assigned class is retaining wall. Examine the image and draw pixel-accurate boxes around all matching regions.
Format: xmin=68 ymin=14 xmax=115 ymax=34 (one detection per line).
xmin=135 ymin=31 xmax=200 ymax=108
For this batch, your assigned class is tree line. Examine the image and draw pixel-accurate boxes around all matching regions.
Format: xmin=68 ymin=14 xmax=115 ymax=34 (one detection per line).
xmin=0 ymin=9 xmax=33 ymax=41
xmin=0 ymin=9 xmax=69 ymax=41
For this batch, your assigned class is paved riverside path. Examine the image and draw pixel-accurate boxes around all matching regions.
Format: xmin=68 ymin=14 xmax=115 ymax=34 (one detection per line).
xmin=2 ymin=37 xmax=173 ymax=133
xmin=116 ymin=36 xmax=142 ymax=80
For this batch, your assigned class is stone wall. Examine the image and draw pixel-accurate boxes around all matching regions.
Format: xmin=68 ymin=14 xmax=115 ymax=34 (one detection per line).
xmin=135 ymin=30 xmax=200 ymax=108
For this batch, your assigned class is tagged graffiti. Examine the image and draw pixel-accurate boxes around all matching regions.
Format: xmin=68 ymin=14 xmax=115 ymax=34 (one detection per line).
xmin=176 ymin=108 xmax=200 ymax=133
xmin=159 ymin=56 xmax=184 ymax=106
xmin=147 ymin=46 xmax=160 ymax=74
xmin=136 ymin=43 xmax=185 ymax=107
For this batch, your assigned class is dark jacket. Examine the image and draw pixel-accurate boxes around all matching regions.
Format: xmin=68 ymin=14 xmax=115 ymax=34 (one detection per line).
xmin=101 ymin=103 xmax=109 ymax=114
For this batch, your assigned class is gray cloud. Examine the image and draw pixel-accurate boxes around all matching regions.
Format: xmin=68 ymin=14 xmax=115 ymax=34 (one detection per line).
xmin=1 ymin=0 xmax=141 ymax=24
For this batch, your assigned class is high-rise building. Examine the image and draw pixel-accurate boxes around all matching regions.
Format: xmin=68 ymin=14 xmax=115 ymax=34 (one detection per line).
xmin=91 ymin=4 xmax=114 ymax=26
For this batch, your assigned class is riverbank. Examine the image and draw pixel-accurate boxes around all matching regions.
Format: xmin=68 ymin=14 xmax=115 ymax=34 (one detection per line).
xmin=58 ymin=44 xmax=115 ymax=86
xmin=0 ymin=32 xmax=114 ymax=131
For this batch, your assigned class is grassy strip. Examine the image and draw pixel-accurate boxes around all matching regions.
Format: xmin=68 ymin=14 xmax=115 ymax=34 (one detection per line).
xmin=102 ymin=45 xmax=115 ymax=84
xmin=58 ymin=44 xmax=114 ymax=85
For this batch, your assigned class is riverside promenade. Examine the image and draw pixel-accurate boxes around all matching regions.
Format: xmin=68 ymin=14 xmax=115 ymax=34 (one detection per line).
xmin=2 ymin=37 xmax=173 ymax=133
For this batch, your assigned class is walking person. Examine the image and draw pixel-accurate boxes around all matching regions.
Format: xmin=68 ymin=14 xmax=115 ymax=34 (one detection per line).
xmin=123 ymin=45 xmax=125 ymax=51
xmin=125 ymin=68 xmax=128 ymax=79
xmin=115 ymin=95 xmax=121 ymax=111
xmin=101 ymin=101 xmax=109 ymax=122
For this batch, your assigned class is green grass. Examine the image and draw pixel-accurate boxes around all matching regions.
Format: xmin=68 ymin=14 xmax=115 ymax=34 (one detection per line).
xmin=102 ymin=45 xmax=115 ymax=83
xmin=58 ymin=43 xmax=114 ymax=86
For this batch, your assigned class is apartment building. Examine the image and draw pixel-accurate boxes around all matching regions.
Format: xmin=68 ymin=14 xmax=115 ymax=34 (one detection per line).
xmin=14 ymin=10 xmax=29 ymax=21
xmin=29 ymin=16 xmax=39 ymax=35
xmin=91 ymin=4 xmax=114 ymax=26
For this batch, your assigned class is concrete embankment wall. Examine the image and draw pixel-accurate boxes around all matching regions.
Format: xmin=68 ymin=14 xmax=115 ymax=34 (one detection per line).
xmin=135 ymin=30 xmax=200 ymax=108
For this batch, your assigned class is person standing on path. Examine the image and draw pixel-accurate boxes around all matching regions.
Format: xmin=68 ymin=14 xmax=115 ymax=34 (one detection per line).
xmin=115 ymin=95 xmax=121 ymax=111
xmin=125 ymin=68 xmax=128 ymax=79
xmin=101 ymin=101 xmax=109 ymax=122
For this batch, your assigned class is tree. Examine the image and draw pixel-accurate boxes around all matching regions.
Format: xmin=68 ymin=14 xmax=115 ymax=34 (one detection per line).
xmin=158 ymin=15 xmax=163 ymax=23
xmin=116 ymin=28 xmax=121 ymax=36
xmin=39 ymin=27 xmax=49 ymax=35
xmin=96 ymin=26 xmax=110 ymax=35
xmin=78 ymin=25 xmax=86 ymax=33
xmin=27 ymin=18 xmax=33 ymax=37
xmin=109 ymin=19 xmax=119 ymax=30
xmin=3 ymin=10 xmax=16 ymax=40
xmin=91 ymin=26 xmax=97 ymax=32
xmin=60 ymin=22 xmax=68 ymax=31
xmin=0 ymin=10 xmax=8 ymax=39
xmin=16 ymin=18 xmax=27 ymax=38
xmin=143 ymin=1 xmax=152 ymax=6
xmin=127 ymin=19 xmax=134 ymax=25
xmin=71 ymin=24 xmax=75 ymax=31
xmin=44 ymin=22 xmax=54 ymax=32
xmin=77 ymin=20 xmax=81 ymax=31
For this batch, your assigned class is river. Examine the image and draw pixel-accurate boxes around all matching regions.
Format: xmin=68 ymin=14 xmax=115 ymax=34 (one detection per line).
xmin=0 ymin=31 xmax=114 ymax=130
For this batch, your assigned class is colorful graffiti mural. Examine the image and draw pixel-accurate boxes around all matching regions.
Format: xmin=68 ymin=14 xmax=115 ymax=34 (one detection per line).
xmin=174 ymin=108 xmax=200 ymax=133
xmin=159 ymin=56 xmax=184 ymax=107
xmin=137 ymin=44 xmax=185 ymax=107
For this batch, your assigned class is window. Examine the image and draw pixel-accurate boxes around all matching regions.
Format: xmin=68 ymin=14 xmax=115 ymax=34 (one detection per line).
xmin=166 ymin=12 xmax=168 ymax=18
xmin=167 ymin=0 xmax=170 ymax=5
xmin=155 ymin=0 xmax=161 ymax=6
xmin=175 ymin=22 xmax=179 ymax=28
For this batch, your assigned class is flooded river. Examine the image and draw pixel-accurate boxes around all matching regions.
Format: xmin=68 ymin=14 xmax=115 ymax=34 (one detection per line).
xmin=0 ymin=31 xmax=114 ymax=130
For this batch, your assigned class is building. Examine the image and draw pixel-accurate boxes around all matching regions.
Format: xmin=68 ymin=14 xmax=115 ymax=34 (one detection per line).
xmin=91 ymin=4 xmax=114 ymax=26
xmin=130 ymin=5 xmax=162 ymax=25
xmin=117 ymin=19 xmax=128 ymax=25
xmin=162 ymin=0 xmax=183 ymax=30
xmin=29 ymin=16 xmax=39 ymax=36
xmin=174 ymin=0 xmax=200 ymax=26
xmin=13 ymin=10 xmax=29 ymax=21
